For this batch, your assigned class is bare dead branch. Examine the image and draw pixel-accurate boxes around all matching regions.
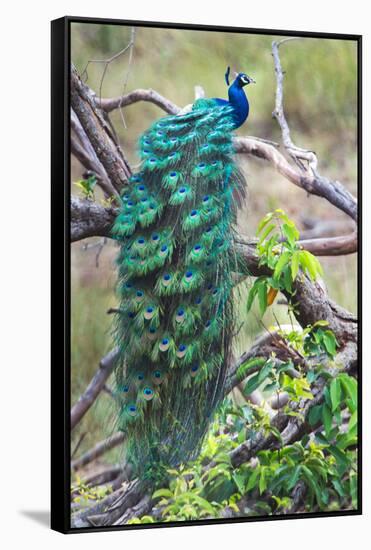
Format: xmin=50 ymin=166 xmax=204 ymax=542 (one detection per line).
xmin=71 ymin=64 xmax=131 ymax=194
xmin=71 ymin=347 xmax=119 ymax=430
xmin=98 ymin=88 xmax=181 ymax=115
xmin=71 ymin=196 xmax=118 ymax=242
xmin=234 ymin=137 xmax=357 ymax=222
xmin=271 ymin=40 xmax=357 ymax=223
xmin=72 ymin=432 xmax=125 ymax=471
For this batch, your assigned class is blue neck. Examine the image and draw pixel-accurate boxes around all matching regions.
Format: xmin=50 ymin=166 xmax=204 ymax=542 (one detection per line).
xmin=228 ymin=81 xmax=249 ymax=129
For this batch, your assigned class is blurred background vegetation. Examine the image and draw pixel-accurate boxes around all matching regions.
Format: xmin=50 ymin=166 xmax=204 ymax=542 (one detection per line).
xmin=70 ymin=23 xmax=358 ymax=462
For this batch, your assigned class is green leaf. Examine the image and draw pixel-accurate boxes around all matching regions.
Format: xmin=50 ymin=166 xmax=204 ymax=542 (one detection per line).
xmin=308 ymin=404 xmax=323 ymax=426
xmin=257 ymin=213 xmax=274 ymax=234
xmin=257 ymin=280 xmax=268 ymax=316
xmin=152 ymin=488 xmax=173 ymax=500
xmin=273 ymin=251 xmax=291 ymax=280
xmin=236 ymin=357 xmax=266 ymax=382
xmin=287 ymin=465 xmax=301 ymax=490
xmin=322 ymin=404 xmax=333 ymax=437
xmin=323 ymin=331 xmax=338 ymax=357
xmin=339 ymin=374 xmax=357 ymax=411
xmin=258 ymin=222 xmax=276 ymax=243
xmin=232 ymin=472 xmax=245 ymax=494
xmin=243 ymin=373 xmax=261 ymax=395
xmin=246 ymin=279 xmax=262 ymax=312
xmin=246 ymin=468 xmax=260 ymax=492
xmin=291 ymin=250 xmax=300 ymax=280
xmin=282 ymin=222 xmax=300 ymax=247
xmin=330 ymin=378 xmax=342 ymax=412
xmin=299 ymin=250 xmax=323 ymax=280
xmin=259 ymin=467 xmax=267 ymax=495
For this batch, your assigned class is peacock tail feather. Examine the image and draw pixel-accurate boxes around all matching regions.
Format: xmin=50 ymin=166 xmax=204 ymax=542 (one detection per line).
xmin=112 ymin=93 xmax=248 ymax=477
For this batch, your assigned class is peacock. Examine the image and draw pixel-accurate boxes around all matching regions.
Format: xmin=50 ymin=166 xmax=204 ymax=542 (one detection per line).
xmin=112 ymin=68 xmax=255 ymax=478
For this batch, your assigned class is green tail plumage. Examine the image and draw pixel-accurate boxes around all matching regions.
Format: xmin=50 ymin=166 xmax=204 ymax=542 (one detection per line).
xmin=112 ymin=99 xmax=246 ymax=476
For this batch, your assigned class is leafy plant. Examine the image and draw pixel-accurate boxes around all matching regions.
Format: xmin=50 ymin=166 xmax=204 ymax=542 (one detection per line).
xmin=247 ymin=209 xmax=323 ymax=315
xmin=73 ymin=174 xmax=97 ymax=200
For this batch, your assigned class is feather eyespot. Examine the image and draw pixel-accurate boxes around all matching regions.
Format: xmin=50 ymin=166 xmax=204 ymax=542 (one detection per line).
xmin=179 ymin=187 xmax=186 ymax=194
xmin=176 ymin=344 xmax=187 ymax=358
xmin=175 ymin=308 xmax=185 ymax=323
xmin=190 ymin=210 xmax=198 ymax=217
xmin=202 ymin=195 xmax=210 ymax=203
xmin=144 ymin=306 xmax=155 ymax=320
xmin=159 ymin=245 xmax=168 ymax=257
xmin=190 ymin=364 xmax=199 ymax=377
xmin=127 ymin=404 xmax=137 ymax=417
xmin=185 ymin=271 xmax=193 ymax=280
xmin=122 ymin=385 xmax=129 ymax=393
xmin=137 ymin=373 xmax=144 ymax=381
xmin=143 ymin=387 xmax=154 ymax=401
xmin=159 ymin=338 xmax=170 ymax=352
xmin=170 ymin=171 xmax=177 ymax=178
xmin=151 ymin=233 xmax=159 ymax=241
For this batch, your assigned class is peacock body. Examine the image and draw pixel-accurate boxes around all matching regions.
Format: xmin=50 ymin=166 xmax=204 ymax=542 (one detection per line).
xmin=112 ymin=70 xmax=254 ymax=476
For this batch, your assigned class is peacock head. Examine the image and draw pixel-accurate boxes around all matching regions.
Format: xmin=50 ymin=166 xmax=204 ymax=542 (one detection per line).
xmin=225 ymin=66 xmax=255 ymax=88
xmin=234 ymin=72 xmax=256 ymax=88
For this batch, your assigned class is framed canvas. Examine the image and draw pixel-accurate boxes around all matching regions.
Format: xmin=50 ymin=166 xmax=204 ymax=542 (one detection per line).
xmin=51 ymin=16 xmax=362 ymax=533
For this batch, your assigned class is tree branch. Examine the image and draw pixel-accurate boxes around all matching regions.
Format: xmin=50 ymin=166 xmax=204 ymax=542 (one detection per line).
xmin=71 ymin=64 xmax=131 ymax=195
xmin=98 ymin=88 xmax=180 ymax=115
xmin=271 ymin=40 xmax=357 ymax=223
xmin=71 ymin=347 xmax=119 ymax=430
xmin=72 ymin=432 xmax=125 ymax=471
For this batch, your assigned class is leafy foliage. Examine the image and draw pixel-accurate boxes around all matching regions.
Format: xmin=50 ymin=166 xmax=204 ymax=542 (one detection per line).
xmin=126 ymin=211 xmax=358 ymax=523
xmin=71 ymin=474 xmax=113 ymax=507
xmin=247 ymin=209 xmax=323 ymax=316
xmin=73 ymin=174 xmax=97 ymax=200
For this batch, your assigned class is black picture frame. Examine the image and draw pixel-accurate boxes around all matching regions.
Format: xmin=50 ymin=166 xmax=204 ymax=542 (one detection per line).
xmin=51 ymin=15 xmax=362 ymax=534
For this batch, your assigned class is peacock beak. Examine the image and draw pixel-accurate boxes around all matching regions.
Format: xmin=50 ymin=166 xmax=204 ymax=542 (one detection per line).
xmin=248 ymin=77 xmax=256 ymax=84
